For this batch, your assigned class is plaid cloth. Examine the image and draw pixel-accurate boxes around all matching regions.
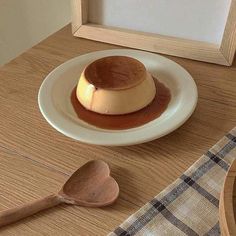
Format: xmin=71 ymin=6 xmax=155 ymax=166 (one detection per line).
xmin=109 ymin=127 xmax=236 ymax=236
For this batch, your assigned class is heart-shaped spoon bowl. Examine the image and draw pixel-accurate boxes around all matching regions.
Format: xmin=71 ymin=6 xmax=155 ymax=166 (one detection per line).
xmin=60 ymin=160 xmax=119 ymax=207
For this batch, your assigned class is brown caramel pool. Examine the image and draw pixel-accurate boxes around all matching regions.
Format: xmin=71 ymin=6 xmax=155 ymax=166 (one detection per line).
xmin=71 ymin=78 xmax=171 ymax=130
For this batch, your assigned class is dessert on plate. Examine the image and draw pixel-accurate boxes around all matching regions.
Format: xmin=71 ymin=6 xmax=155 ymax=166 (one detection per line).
xmin=76 ymin=56 xmax=156 ymax=115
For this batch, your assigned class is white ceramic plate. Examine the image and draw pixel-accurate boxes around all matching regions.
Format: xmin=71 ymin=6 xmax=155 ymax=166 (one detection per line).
xmin=38 ymin=49 xmax=198 ymax=146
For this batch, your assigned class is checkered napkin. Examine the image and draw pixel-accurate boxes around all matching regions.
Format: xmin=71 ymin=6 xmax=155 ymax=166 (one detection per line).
xmin=109 ymin=127 xmax=236 ymax=236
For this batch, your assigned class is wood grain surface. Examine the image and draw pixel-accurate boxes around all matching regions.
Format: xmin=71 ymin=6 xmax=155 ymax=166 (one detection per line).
xmin=0 ymin=25 xmax=236 ymax=235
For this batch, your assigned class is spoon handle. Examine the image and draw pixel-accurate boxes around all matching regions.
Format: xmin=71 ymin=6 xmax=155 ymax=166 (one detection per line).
xmin=0 ymin=194 xmax=62 ymax=227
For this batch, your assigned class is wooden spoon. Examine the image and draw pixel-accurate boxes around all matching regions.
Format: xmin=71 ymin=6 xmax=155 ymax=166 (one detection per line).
xmin=0 ymin=160 xmax=119 ymax=227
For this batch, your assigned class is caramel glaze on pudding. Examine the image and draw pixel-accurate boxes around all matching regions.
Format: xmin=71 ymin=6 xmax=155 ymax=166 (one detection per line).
xmin=76 ymin=56 xmax=156 ymax=115
xmin=84 ymin=56 xmax=146 ymax=90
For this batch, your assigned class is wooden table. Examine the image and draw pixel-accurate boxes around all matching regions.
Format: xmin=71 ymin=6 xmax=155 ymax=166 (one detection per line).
xmin=0 ymin=25 xmax=235 ymax=235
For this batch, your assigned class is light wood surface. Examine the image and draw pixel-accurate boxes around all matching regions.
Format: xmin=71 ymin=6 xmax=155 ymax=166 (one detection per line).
xmin=71 ymin=0 xmax=88 ymax=34
xmin=76 ymin=24 xmax=229 ymax=65
xmin=0 ymin=25 xmax=236 ymax=235
xmin=220 ymin=160 xmax=236 ymax=236
xmin=73 ymin=0 xmax=236 ymax=66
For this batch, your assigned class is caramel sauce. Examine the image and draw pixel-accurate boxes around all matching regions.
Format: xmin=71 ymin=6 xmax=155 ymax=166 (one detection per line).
xmin=84 ymin=56 xmax=146 ymax=90
xmin=71 ymin=78 xmax=171 ymax=130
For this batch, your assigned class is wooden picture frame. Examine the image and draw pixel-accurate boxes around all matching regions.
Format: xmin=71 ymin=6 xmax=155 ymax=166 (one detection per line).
xmin=72 ymin=0 xmax=236 ymax=66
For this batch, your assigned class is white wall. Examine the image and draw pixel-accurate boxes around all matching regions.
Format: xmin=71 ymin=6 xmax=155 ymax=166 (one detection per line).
xmin=89 ymin=0 xmax=231 ymax=44
xmin=0 ymin=0 xmax=71 ymax=65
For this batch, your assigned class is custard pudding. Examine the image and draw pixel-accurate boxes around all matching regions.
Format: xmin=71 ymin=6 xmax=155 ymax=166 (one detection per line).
xmin=76 ymin=56 xmax=156 ymax=115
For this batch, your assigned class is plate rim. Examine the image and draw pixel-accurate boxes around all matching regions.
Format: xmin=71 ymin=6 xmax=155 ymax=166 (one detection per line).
xmin=38 ymin=49 xmax=198 ymax=146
